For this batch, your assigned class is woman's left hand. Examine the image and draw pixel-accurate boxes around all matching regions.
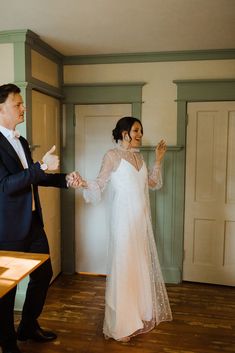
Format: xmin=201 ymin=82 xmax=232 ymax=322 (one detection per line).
xmin=155 ymin=139 xmax=167 ymax=163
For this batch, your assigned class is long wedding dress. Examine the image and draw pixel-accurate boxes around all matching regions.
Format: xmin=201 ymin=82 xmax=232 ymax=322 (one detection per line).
xmin=83 ymin=146 xmax=172 ymax=341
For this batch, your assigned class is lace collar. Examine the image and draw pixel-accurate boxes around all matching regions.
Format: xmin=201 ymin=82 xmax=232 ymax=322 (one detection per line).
xmin=116 ymin=141 xmax=140 ymax=153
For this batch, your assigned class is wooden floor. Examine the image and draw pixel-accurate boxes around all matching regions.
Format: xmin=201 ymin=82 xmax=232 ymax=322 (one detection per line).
xmin=15 ymin=274 xmax=235 ymax=353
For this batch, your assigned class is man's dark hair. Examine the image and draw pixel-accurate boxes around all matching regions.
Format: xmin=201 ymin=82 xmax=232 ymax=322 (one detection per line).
xmin=0 ymin=83 xmax=21 ymax=104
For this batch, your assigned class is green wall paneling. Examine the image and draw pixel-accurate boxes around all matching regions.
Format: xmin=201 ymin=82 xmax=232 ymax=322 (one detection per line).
xmin=142 ymin=146 xmax=183 ymax=283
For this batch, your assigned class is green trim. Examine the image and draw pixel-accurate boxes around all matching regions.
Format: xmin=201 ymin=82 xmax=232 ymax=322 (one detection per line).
xmin=132 ymin=102 xmax=142 ymax=120
xmin=26 ymin=29 xmax=63 ymax=62
xmin=0 ymin=29 xmax=63 ymax=91
xmin=25 ymin=42 xmax=32 ymax=82
xmin=28 ymin=78 xmax=63 ymax=98
xmin=63 ymin=83 xmax=145 ymax=104
xmin=64 ymin=82 xmax=145 ymax=87
xmin=63 ymin=48 xmax=235 ymax=65
xmin=174 ymin=78 xmax=235 ymax=282
xmin=2 ymin=30 xmax=235 ymax=68
xmin=13 ymin=41 xmax=26 ymax=84
xmin=0 ymin=29 xmax=62 ymax=62
xmin=174 ymin=79 xmax=235 ymax=145
xmin=1 ymin=29 xmax=64 ymax=143
xmin=0 ymin=29 xmax=28 ymax=43
xmin=176 ymin=102 xmax=187 ymax=146
xmin=141 ymin=146 xmax=183 ymax=152
xmin=174 ymin=79 xmax=235 ymax=102
xmin=26 ymin=30 xmax=63 ymax=90
xmin=61 ymin=103 xmax=76 ymax=274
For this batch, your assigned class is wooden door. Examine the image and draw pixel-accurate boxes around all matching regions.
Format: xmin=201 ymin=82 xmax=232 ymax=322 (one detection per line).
xmin=32 ymin=90 xmax=61 ymax=279
xmin=75 ymin=104 xmax=132 ymax=274
xmin=183 ymin=101 xmax=235 ymax=286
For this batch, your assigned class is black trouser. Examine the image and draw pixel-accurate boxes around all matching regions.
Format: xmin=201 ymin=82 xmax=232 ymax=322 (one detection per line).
xmin=0 ymin=212 xmax=53 ymax=347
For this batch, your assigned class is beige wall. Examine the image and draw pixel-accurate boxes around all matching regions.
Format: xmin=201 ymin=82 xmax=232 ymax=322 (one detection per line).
xmin=64 ymin=60 xmax=235 ymax=145
xmin=0 ymin=43 xmax=14 ymax=85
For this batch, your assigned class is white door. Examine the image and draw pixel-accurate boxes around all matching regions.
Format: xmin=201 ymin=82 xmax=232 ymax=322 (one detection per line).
xmin=32 ymin=90 xmax=61 ymax=279
xmin=75 ymin=104 xmax=132 ymax=274
xmin=183 ymin=101 xmax=235 ymax=286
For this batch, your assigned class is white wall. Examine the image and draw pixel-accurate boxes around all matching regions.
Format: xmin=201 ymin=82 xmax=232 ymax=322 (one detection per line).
xmin=64 ymin=59 xmax=235 ymax=145
xmin=0 ymin=43 xmax=14 ymax=85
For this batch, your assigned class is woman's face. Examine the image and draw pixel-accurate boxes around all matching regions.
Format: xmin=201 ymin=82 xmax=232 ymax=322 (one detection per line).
xmin=129 ymin=121 xmax=143 ymax=147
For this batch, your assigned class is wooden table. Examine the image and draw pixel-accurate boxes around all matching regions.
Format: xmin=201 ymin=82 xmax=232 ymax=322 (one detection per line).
xmin=0 ymin=251 xmax=49 ymax=298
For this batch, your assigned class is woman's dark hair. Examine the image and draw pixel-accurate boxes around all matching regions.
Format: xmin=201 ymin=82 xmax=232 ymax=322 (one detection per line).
xmin=0 ymin=83 xmax=21 ymax=104
xmin=112 ymin=116 xmax=143 ymax=143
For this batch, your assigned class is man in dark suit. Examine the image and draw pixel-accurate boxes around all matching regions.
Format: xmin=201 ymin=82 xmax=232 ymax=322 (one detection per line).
xmin=0 ymin=83 xmax=74 ymax=353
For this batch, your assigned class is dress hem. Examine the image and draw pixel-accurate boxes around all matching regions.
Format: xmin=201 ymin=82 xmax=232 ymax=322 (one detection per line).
xmin=103 ymin=316 xmax=173 ymax=342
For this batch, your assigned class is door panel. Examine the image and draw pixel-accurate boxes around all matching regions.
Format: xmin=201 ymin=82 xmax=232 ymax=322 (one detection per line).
xmin=32 ymin=90 xmax=61 ymax=279
xmin=183 ymin=101 xmax=235 ymax=285
xmin=75 ymin=104 xmax=132 ymax=274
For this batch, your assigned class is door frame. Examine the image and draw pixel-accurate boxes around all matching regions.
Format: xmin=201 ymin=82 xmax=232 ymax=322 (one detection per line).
xmin=61 ymin=83 xmax=145 ymax=273
xmin=173 ymin=79 xmax=235 ymax=281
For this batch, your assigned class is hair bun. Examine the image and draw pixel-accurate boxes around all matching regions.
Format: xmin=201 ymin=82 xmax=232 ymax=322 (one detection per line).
xmin=112 ymin=127 xmax=119 ymax=143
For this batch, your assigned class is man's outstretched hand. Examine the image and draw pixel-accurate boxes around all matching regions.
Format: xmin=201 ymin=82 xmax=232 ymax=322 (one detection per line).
xmin=66 ymin=171 xmax=87 ymax=188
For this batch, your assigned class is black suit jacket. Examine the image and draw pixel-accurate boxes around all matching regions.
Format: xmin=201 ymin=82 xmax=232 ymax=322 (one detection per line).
xmin=0 ymin=132 xmax=67 ymax=243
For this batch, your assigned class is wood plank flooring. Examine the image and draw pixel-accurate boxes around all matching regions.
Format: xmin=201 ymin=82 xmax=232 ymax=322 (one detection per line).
xmin=15 ymin=274 xmax=235 ymax=353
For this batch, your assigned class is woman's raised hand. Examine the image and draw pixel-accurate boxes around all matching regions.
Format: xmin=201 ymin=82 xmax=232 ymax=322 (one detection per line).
xmin=155 ymin=139 xmax=167 ymax=164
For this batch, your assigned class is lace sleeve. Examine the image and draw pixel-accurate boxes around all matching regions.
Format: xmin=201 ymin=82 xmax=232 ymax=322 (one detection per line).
xmin=83 ymin=151 xmax=114 ymax=204
xmin=148 ymin=162 xmax=163 ymax=190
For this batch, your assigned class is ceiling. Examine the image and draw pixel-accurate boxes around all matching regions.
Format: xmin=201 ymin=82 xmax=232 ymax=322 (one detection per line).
xmin=0 ymin=0 xmax=235 ymax=56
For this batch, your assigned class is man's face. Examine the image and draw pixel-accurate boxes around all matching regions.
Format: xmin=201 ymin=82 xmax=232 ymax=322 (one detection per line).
xmin=0 ymin=92 xmax=25 ymax=129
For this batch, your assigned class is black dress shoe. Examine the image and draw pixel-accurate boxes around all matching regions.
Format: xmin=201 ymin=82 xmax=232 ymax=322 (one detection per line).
xmin=17 ymin=326 xmax=57 ymax=342
xmin=1 ymin=343 xmax=22 ymax=353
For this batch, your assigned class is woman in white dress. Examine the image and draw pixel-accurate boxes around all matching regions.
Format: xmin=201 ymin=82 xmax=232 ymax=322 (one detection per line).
xmin=76 ymin=116 xmax=172 ymax=342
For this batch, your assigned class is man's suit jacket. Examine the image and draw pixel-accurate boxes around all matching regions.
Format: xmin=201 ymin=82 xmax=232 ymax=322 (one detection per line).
xmin=0 ymin=132 xmax=67 ymax=243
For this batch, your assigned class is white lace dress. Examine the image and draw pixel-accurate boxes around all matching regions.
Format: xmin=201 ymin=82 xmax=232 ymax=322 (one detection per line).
xmin=83 ymin=146 xmax=172 ymax=341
